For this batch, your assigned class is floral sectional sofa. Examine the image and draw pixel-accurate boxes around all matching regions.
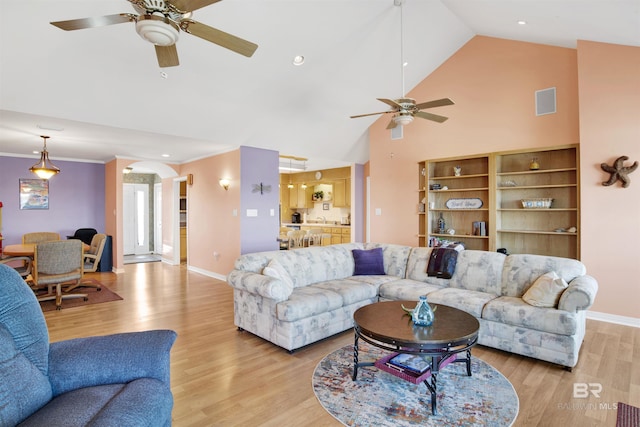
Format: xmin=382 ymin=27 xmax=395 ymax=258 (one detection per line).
xmin=226 ymin=243 xmax=598 ymax=369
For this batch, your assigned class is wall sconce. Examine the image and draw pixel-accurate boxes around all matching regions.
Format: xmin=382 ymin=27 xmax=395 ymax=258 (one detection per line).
xmin=123 ymin=166 xmax=133 ymax=174
xmin=187 ymin=173 xmax=194 ymax=186
xmin=219 ymin=178 xmax=230 ymax=191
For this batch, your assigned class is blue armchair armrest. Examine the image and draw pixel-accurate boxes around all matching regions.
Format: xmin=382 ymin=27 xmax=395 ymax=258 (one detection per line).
xmin=48 ymin=329 xmax=177 ymax=396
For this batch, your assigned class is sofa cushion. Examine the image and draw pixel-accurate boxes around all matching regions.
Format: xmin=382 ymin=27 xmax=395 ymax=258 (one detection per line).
xmin=313 ymin=279 xmax=379 ymax=306
xmin=427 ymin=288 xmax=498 ymax=318
xmin=449 ymin=250 xmax=505 ymax=295
xmin=352 ymin=248 xmax=385 ymax=275
xmin=522 ymin=271 xmax=568 ymax=308
xmin=0 ymin=325 xmax=53 ymax=427
xmin=349 ymin=275 xmax=399 ymax=287
xmin=483 ymin=296 xmax=578 ymax=335
xmin=501 ymin=254 xmax=586 ymax=298
xmin=276 ymin=286 xmax=344 ymax=322
xmin=378 ymin=279 xmax=445 ymax=301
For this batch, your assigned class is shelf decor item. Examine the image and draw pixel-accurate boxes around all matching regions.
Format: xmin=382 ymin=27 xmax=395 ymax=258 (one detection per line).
xmin=445 ymin=198 xmax=483 ymax=209
xmin=529 ymin=157 xmax=540 ymax=170
xmin=453 ymin=166 xmax=462 ymax=176
xmin=313 ymin=190 xmax=324 ymax=201
xmin=521 ymin=198 xmax=553 ymax=209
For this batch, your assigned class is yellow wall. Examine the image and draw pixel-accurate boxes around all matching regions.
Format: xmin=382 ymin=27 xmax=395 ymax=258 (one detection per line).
xmin=368 ymin=35 xmax=639 ymax=319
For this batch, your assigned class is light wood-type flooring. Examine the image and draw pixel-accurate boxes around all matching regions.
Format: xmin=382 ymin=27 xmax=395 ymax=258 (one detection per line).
xmin=44 ymin=262 xmax=639 ymax=426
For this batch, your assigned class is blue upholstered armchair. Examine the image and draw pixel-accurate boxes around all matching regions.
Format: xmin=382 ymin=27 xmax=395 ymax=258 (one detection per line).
xmin=0 ymin=264 xmax=177 ymax=426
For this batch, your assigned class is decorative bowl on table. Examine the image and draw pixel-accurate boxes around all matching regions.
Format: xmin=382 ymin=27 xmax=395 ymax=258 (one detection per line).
xmin=521 ymin=198 xmax=553 ymax=209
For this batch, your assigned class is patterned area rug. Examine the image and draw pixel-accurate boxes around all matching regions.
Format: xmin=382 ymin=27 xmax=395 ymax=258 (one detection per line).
xmin=38 ymin=280 xmax=122 ymax=312
xmin=313 ymin=343 xmax=518 ymax=427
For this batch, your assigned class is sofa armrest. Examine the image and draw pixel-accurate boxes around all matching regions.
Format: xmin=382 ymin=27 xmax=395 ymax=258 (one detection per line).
xmin=48 ymin=330 xmax=177 ymax=397
xmin=558 ymin=275 xmax=598 ymax=312
xmin=226 ymin=270 xmax=292 ymax=302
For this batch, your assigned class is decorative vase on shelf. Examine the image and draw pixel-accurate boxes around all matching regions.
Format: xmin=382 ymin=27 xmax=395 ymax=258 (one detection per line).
xmin=412 ymin=295 xmax=435 ymax=326
xmin=438 ymin=213 xmax=445 ymax=233
xmin=529 ymin=157 xmax=540 ymax=170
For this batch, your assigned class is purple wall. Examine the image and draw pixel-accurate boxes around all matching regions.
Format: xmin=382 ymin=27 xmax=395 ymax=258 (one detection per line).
xmin=239 ymin=146 xmax=280 ymax=254
xmin=0 ymin=155 xmax=105 ymax=245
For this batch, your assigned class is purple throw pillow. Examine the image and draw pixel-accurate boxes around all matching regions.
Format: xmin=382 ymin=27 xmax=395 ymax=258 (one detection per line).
xmin=352 ymin=248 xmax=385 ymax=275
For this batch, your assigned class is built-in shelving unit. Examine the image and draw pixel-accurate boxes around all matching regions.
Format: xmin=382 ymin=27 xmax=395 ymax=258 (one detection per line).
xmin=418 ymin=145 xmax=580 ymax=259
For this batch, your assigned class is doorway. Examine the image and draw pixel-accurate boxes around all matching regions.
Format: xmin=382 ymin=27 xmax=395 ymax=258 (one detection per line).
xmin=123 ymin=183 xmax=150 ymax=255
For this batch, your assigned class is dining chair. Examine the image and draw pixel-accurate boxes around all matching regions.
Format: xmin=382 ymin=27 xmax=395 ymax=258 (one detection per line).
xmin=307 ymin=229 xmax=324 ymax=246
xmin=287 ymin=230 xmax=307 ymax=249
xmin=32 ymin=240 xmax=87 ymax=310
xmin=22 ymin=232 xmax=61 ymax=244
xmin=66 ymin=227 xmax=98 ymax=245
xmin=64 ymin=233 xmax=106 ymax=293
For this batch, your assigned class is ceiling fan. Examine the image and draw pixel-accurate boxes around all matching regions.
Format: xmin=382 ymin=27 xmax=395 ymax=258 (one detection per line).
xmin=350 ymin=0 xmax=454 ymax=129
xmin=50 ymin=0 xmax=258 ymax=68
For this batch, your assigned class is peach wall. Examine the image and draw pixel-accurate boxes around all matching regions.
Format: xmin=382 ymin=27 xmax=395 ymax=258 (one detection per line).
xmin=369 ymin=36 xmax=579 ymax=246
xmin=577 ymin=41 xmax=640 ymax=319
xmin=179 ymin=150 xmax=241 ymax=276
xmin=104 ymin=160 xmax=118 ymax=267
xmin=367 ymin=35 xmax=639 ymax=320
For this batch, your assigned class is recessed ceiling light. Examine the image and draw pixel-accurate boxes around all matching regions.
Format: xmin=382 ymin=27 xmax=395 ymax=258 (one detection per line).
xmin=160 ymin=71 xmax=168 ymax=79
xmin=32 ymin=150 xmax=39 ymax=154
xmin=293 ymin=55 xmax=305 ymax=66
xmin=161 ymin=154 xmax=170 ymax=158
xmin=403 ymin=61 xmax=408 ymax=67
xmin=517 ymin=20 xmax=527 ymax=25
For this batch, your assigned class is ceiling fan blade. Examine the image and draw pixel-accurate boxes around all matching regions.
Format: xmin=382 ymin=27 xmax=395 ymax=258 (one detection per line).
xmin=386 ymin=118 xmax=398 ymax=130
xmin=415 ymin=111 xmax=449 ymax=123
xmin=50 ymin=14 xmax=134 ymax=31
xmin=155 ymin=45 xmax=179 ymax=67
xmin=350 ymin=110 xmax=394 ymax=119
xmin=415 ymin=98 xmax=455 ymax=110
xmin=377 ymin=98 xmax=402 ymax=109
xmin=181 ymin=20 xmax=258 ymax=57
xmin=170 ymin=0 xmax=222 ymax=12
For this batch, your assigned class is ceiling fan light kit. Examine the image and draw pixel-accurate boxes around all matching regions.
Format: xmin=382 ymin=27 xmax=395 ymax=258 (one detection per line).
xmin=135 ymin=15 xmax=180 ymax=46
xmin=350 ymin=0 xmax=454 ymax=128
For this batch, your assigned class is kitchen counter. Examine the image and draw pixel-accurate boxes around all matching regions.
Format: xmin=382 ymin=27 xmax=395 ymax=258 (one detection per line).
xmin=282 ymin=223 xmax=350 ymax=229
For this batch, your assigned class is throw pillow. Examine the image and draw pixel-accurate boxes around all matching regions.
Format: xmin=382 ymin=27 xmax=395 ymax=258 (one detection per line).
xmin=352 ymin=248 xmax=385 ymax=275
xmin=263 ymin=259 xmax=294 ymax=295
xmin=522 ymin=271 xmax=569 ymax=308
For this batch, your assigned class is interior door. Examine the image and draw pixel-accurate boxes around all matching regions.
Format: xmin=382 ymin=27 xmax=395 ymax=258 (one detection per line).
xmin=123 ymin=183 xmax=150 ymax=255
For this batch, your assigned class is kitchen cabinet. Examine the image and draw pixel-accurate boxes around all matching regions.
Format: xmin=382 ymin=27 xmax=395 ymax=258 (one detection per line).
xmin=332 ymin=179 xmax=350 ymax=207
xmin=289 ymin=184 xmax=312 ymax=209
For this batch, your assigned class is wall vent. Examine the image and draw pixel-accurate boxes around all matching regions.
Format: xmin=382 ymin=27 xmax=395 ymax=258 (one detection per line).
xmin=391 ymin=124 xmax=403 ymax=140
xmin=535 ymin=87 xmax=556 ymax=116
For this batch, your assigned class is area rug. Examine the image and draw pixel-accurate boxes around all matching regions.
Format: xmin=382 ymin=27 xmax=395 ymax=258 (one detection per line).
xmin=312 ymin=343 xmax=518 ymax=427
xmin=38 ymin=280 xmax=123 ymax=312
xmin=617 ymin=402 xmax=640 ymax=427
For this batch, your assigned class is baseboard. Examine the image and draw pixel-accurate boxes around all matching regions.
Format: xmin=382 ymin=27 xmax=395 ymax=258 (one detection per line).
xmin=187 ymin=265 xmax=227 ymax=282
xmin=587 ymin=310 xmax=640 ymax=328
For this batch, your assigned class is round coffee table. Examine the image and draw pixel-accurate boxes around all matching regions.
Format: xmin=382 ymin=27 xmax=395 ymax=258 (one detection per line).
xmin=352 ymin=300 xmax=480 ymax=415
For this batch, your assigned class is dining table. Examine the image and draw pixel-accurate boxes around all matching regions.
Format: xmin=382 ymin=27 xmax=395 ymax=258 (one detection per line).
xmin=3 ymin=242 xmax=90 ymax=257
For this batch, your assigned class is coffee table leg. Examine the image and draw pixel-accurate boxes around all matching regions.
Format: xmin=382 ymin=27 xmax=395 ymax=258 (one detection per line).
xmin=423 ymin=373 xmax=438 ymax=415
xmin=466 ymin=349 xmax=472 ymax=376
xmin=352 ymin=330 xmax=359 ymax=381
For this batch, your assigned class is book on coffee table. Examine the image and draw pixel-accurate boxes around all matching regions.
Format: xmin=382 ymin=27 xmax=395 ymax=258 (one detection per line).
xmin=386 ymin=353 xmax=431 ymax=375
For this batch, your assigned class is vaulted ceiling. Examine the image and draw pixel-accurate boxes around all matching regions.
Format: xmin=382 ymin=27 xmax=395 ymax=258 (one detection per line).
xmin=1 ymin=0 xmax=638 ymax=171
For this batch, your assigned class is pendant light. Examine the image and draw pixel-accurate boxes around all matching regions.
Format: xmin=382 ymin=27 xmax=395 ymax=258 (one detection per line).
xmin=29 ymin=135 xmax=61 ymax=179
xmin=287 ymin=159 xmax=294 ymax=188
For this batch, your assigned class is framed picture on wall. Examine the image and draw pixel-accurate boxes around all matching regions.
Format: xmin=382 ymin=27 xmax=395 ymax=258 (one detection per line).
xmin=19 ymin=179 xmax=49 ymax=210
